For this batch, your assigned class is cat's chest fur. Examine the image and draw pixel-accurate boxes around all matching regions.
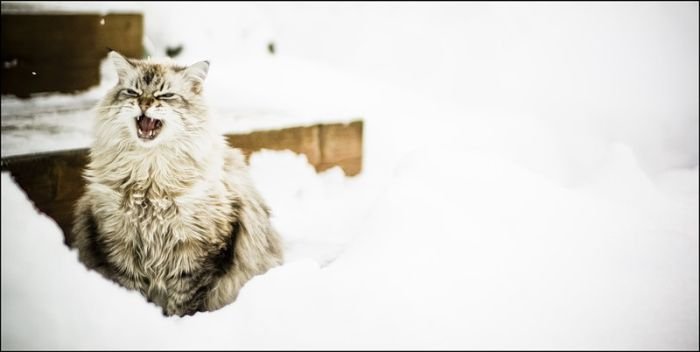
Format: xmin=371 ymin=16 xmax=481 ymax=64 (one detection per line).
xmin=90 ymin=176 xmax=237 ymax=303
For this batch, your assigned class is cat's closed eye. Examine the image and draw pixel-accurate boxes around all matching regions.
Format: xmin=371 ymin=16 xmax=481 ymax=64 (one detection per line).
xmin=123 ymin=88 xmax=140 ymax=97
xmin=157 ymin=93 xmax=176 ymax=100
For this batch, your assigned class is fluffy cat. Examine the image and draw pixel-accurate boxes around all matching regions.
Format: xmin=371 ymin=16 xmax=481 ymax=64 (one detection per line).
xmin=71 ymin=51 xmax=283 ymax=317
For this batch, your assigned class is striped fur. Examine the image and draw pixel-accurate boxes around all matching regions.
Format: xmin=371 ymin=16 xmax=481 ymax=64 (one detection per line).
xmin=71 ymin=52 xmax=283 ymax=317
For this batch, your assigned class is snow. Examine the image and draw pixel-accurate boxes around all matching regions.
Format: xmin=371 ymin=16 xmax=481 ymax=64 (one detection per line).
xmin=1 ymin=2 xmax=698 ymax=350
xmin=2 ymin=144 xmax=697 ymax=349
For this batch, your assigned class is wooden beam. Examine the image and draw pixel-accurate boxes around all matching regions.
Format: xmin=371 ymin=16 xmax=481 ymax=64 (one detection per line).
xmin=1 ymin=13 xmax=143 ymax=97
xmin=1 ymin=121 xmax=363 ymax=244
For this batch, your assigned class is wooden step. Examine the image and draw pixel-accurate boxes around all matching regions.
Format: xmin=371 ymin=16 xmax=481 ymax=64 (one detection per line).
xmin=1 ymin=13 xmax=143 ymax=97
xmin=1 ymin=120 xmax=363 ymax=245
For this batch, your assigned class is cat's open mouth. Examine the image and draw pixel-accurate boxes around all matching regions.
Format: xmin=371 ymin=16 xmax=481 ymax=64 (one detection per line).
xmin=136 ymin=115 xmax=163 ymax=140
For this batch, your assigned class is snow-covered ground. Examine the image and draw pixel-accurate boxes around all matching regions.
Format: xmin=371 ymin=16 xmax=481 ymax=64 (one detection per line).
xmin=1 ymin=2 xmax=698 ymax=350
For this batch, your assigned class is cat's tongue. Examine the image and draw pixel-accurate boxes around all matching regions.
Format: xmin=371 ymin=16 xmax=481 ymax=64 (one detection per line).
xmin=138 ymin=116 xmax=161 ymax=132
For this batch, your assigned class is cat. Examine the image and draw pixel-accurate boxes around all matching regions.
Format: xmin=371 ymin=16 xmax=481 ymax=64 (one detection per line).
xmin=71 ymin=51 xmax=283 ymax=317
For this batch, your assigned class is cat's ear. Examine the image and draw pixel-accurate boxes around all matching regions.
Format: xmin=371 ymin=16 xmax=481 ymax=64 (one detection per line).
xmin=108 ymin=50 xmax=134 ymax=82
xmin=183 ymin=60 xmax=210 ymax=85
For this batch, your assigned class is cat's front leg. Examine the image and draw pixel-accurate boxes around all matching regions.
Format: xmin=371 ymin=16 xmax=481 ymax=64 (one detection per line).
xmin=72 ymin=196 xmax=113 ymax=277
xmin=72 ymin=195 xmax=144 ymax=292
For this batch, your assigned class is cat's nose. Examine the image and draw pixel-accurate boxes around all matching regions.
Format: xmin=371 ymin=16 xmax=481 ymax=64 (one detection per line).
xmin=139 ymin=97 xmax=155 ymax=113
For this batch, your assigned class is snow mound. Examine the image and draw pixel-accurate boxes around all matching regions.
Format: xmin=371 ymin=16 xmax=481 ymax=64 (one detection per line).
xmin=2 ymin=138 xmax=697 ymax=349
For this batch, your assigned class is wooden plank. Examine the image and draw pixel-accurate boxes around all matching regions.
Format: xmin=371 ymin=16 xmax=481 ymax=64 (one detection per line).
xmin=1 ymin=148 xmax=88 ymax=245
xmin=1 ymin=65 xmax=101 ymax=98
xmin=317 ymin=121 xmax=363 ymax=176
xmin=1 ymin=121 xmax=363 ymax=244
xmin=227 ymin=125 xmax=322 ymax=165
xmin=1 ymin=13 xmax=143 ymax=97
xmin=98 ymin=14 xmax=144 ymax=59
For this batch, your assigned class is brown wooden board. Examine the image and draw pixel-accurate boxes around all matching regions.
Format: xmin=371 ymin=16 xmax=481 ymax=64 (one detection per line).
xmin=1 ymin=120 xmax=363 ymax=244
xmin=1 ymin=13 xmax=143 ymax=97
